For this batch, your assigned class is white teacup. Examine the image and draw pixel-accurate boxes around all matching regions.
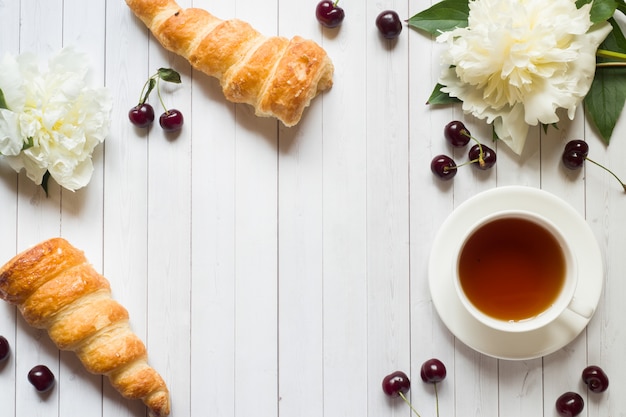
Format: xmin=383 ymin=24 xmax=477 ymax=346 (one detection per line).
xmin=453 ymin=210 xmax=594 ymax=333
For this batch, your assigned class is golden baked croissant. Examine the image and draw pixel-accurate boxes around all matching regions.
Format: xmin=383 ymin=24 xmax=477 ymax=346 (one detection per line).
xmin=125 ymin=0 xmax=334 ymax=127
xmin=0 ymin=238 xmax=170 ymax=417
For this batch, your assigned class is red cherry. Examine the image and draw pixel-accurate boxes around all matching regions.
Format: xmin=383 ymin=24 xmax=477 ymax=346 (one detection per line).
xmin=562 ymin=140 xmax=588 ymax=170
xmin=582 ymin=365 xmax=609 ymax=393
xmin=561 ymin=139 xmax=626 ymax=192
xmin=0 ymin=335 xmax=9 ymax=361
xmin=376 ymin=10 xmax=403 ymax=39
xmin=420 ymin=358 xmax=447 ymax=383
xmin=556 ymin=392 xmax=584 ymax=417
xmin=382 ymin=370 xmax=411 ymax=397
xmin=316 ymin=0 xmax=345 ymax=28
xmin=431 ymin=155 xmax=457 ymax=180
xmin=128 ymin=103 xmax=155 ymax=128
xmin=444 ymin=120 xmax=471 ymax=147
xmin=468 ymin=144 xmax=497 ymax=170
xmin=28 ymin=365 xmax=55 ymax=392
xmin=159 ymin=109 xmax=184 ymax=132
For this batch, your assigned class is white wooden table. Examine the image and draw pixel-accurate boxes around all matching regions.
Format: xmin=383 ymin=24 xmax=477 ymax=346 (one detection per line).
xmin=0 ymin=1 xmax=624 ymax=416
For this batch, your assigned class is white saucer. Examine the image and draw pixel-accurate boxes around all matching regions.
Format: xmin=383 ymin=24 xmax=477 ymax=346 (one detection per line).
xmin=428 ymin=186 xmax=603 ymax=360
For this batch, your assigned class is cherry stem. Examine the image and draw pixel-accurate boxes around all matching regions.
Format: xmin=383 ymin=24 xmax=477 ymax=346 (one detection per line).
xmin=585 ymin=156 xmax=626 ymax=192
xmin=155 ymin=77 xmax=170 ymax=114
xmin=434 ymin=383 xmax=440 ymax=417
xmin=333 ymin=0 xmax=340 ymax=6
xmin=462 ymin=130 xmax=486 ymax=167
xmin=138 ymin=71 xmax=161 ymax=105
xmin=138 ymin=77 xmax=151 ymax=105
xmin=398 ymin=392 xmax=422 ymax=417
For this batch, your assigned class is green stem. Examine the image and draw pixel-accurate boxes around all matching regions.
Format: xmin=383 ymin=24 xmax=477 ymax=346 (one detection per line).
xmin=597 ymin=49 xmax=626 ymax=61
xmin=156 ymin=77 xmax=169 ymax=114
xmin=596 ymin=61 xmax=626 ymax=68
xmin=462 ymin=129 xmax=486 ymax=167
xmin=434 ymin=383 xmax=440 ymax=417
xmin=138 ymin=74 xmax=154 ymax=105
xmin=595 ymin=49 xmax=626 ymax=68
xmin=585 ymin=157 xmax=626 ymax=192
xmin=398 ymin=392 xmax=422 ymax=417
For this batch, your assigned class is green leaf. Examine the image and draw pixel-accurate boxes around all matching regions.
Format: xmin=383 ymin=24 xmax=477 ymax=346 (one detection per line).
xmin=22 ymin=137 xmax=34 ymax=151
xmin=157 ymin=68 xmax=181 ymax=84
xmin=616 ymin=0 xmax=626 ymax=16
xmin=585 ymin=18 xmax=626 ymax=144
xmin=141 ymin=78 xmax=156 ymax=105
xmin=576 ymin=0 xmax=617 ymax=23
xmin=0 ymin=88 xmax=8 ymax=110
xmin=592 ymin=0 xmax=618 ymax=22
xmin=407 ymin=0 xmax=469 ymax=36
xmin=541 ymin=123 xmax=559 ymax=135
xmin=599 ymin=18 xmax=626 ymax=62
xmin=41 ymin=171 xmax=50 ymax=197
xmin=427 ymin=83 xmax=461 ymax=105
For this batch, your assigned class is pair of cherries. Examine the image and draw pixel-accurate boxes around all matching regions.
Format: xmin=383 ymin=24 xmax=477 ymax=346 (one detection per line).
xmin=129 ymin=104 xmax=184 ymax=132
xmin=556 ymin=365 xmax=609 ymax=417
xmin=383 ymin=359 xmax=446 ymax=417
xmin=316 ymin=1 xmax=403 ymax=39
xmin=128 ymin=68 xmax=184 ymax=132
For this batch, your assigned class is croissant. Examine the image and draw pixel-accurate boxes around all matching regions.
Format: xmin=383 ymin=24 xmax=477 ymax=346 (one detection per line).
xmin=125 ymin=0 xmax=334 ymax=127
xmin=0 ymin=238 xmax=170 ymax=417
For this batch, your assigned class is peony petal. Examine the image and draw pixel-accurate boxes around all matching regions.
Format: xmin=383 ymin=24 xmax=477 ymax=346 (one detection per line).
xmin=493 ymin=104 xmax=530 ymax=155
xmin=5 ymin=152 xmax=48 ymax=185
xmin=0 ymin=109 xmax=26 ymax=156
xmin=0 ymin=54 xmax=26 ymax=112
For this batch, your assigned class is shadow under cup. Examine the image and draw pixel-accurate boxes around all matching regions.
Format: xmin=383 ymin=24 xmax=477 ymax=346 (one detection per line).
xmin=454 ymin=210 xmax=592 ymax=333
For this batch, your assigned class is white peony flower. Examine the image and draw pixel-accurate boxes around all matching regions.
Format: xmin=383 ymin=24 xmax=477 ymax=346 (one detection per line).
xmin=0 ymin=47 xmax=112 ymax=191
xmin=436 ymin=0 xmax=612 ymax=154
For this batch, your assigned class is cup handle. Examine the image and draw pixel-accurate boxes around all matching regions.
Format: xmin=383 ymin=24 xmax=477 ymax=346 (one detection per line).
xmin=566 ymin=297 xmax=595 ymax=319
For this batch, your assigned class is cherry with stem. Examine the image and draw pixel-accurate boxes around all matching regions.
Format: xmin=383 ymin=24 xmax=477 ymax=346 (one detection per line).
xmin=382 ymin=371 xmax=422 ymax=417
xmin=316 ymin=0 xmax=345 ymax=28
xmin=443 ymin=121 xmax=496 ymax=169
xmin=450 ymin=122 xmax=490 ymax=168
xmin=420 ymin=358 xmax=447 ymax=417
xmin=129 ymin=68 xmax=184 ymax=131
xmin=444 ymin=120 xmax=471 ymax=147
xmin=562 ymin=139 xmax=626 ymax=192
xmin=468 ymin=143 xmax=496 ymax=170
xmin=431 ymin=154 xmax=457 ymax=180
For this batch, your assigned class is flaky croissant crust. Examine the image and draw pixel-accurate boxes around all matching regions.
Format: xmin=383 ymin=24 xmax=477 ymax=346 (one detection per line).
xmin=0 ymin=238 xmax=170 ymax=417
xmin=125 ymin=0 xmax=334 ymax=126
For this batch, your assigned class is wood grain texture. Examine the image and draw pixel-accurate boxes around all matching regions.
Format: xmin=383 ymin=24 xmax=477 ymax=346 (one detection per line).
xmin=0 ymin=0 xmax=624 ymax=416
